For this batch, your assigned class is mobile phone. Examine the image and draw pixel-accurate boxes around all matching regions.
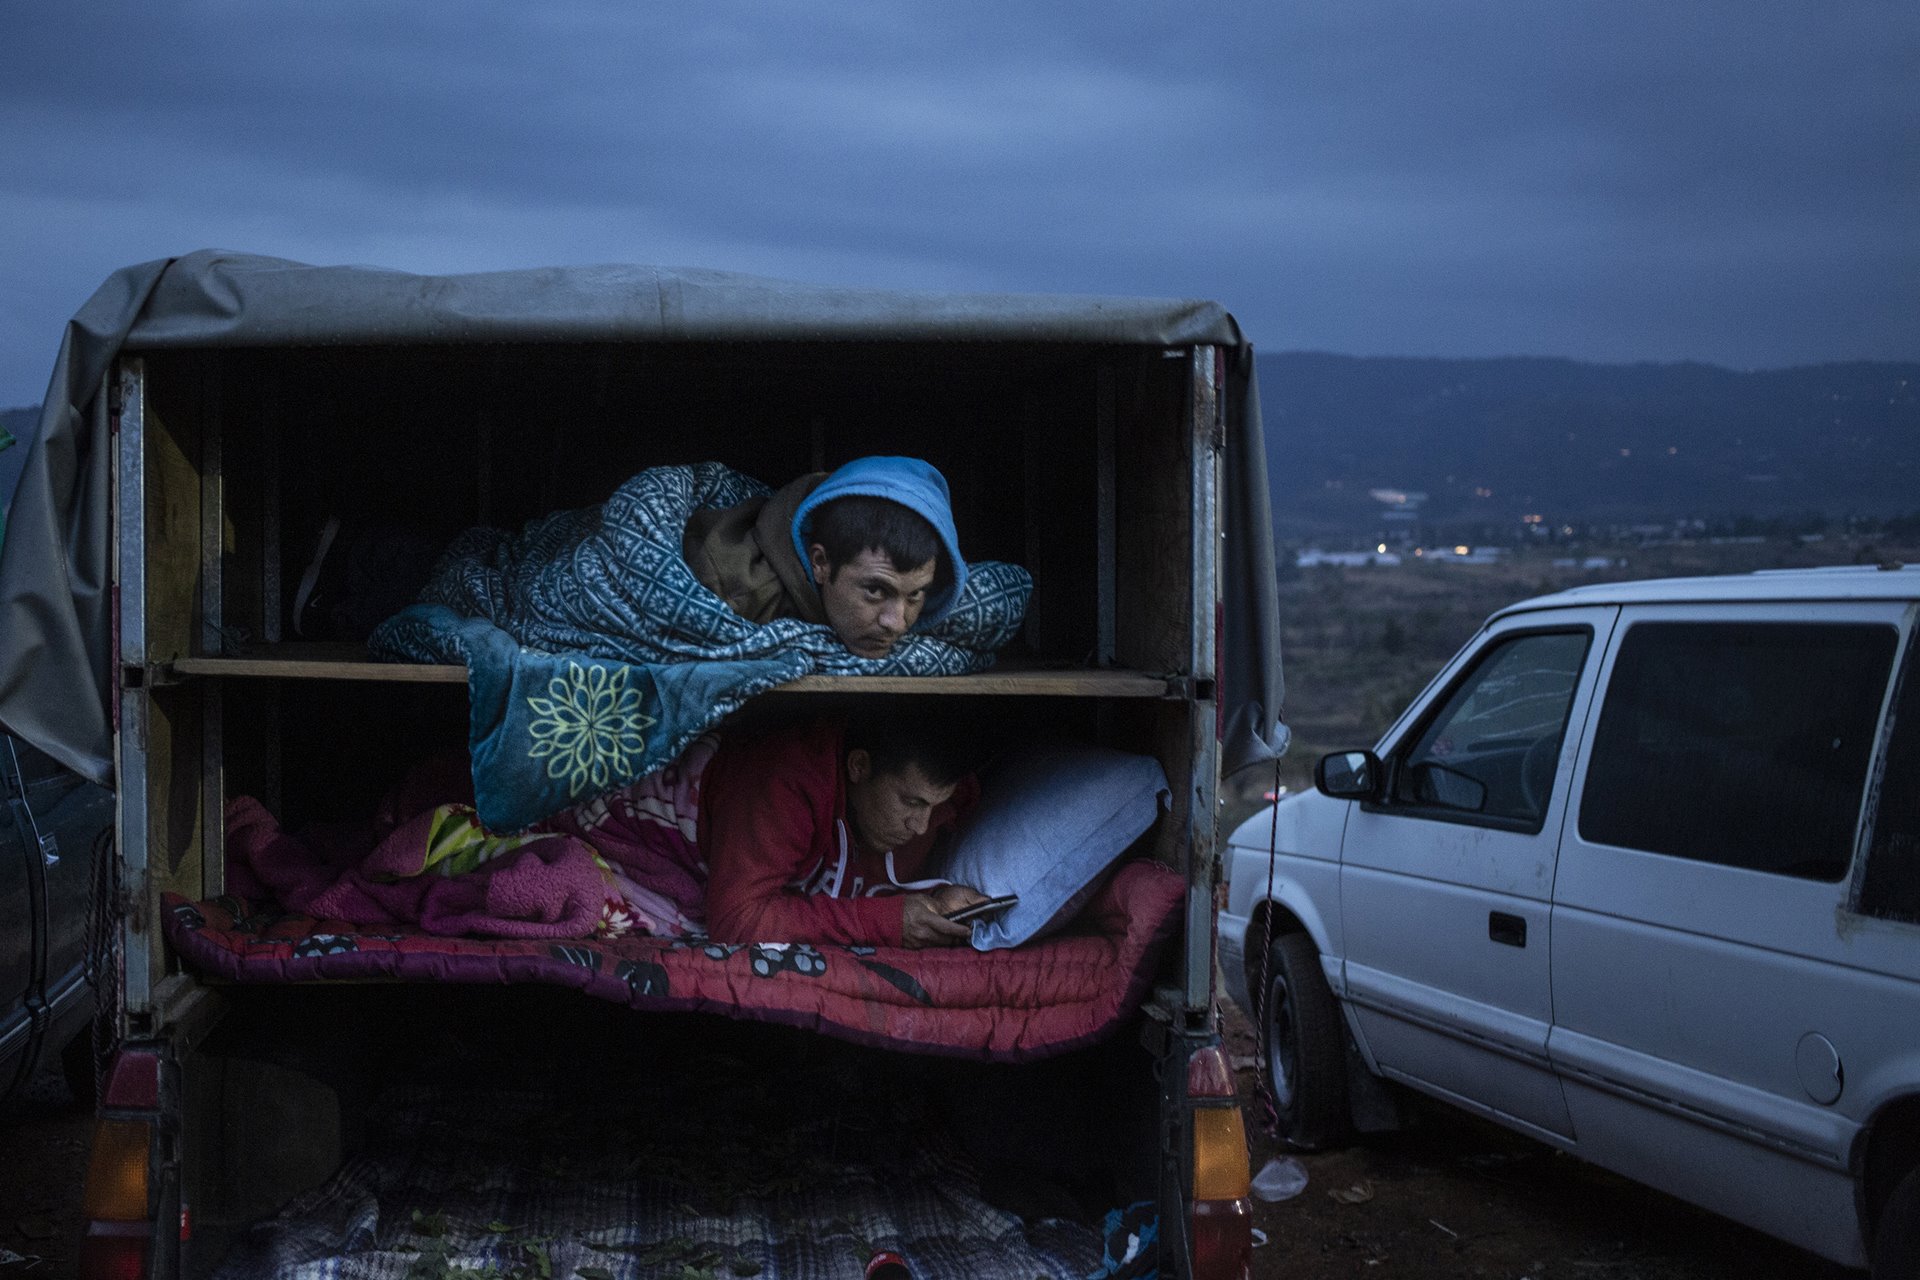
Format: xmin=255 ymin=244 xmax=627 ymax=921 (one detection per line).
xmin=943 ymin=894 xmax=1019 ymax=924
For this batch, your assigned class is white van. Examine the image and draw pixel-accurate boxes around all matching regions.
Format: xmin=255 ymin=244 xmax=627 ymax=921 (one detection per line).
xmin=1221 ymin=565 xmax=1920 ymax=1278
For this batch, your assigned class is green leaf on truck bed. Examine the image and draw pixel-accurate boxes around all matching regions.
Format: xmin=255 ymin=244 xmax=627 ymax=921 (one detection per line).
xmin=402 ymin=1240 xmax=449 ymax=1280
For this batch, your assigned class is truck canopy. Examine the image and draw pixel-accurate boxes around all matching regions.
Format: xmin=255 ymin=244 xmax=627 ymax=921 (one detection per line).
xmin=0 ymin=250 xmax=1285 ymax=788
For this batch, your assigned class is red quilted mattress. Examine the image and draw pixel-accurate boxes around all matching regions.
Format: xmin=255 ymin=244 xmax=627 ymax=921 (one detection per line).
xmin=162 ymin=860 xmax=1185 ymax=1062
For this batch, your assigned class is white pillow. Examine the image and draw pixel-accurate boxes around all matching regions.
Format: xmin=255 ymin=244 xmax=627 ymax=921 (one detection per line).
xmin=938 ymin=743 xmax=1170 ymax=950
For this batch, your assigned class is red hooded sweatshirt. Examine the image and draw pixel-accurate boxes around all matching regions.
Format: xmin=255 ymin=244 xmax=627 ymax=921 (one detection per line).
xmin=700 ymin=721 xmax=975 ymax=947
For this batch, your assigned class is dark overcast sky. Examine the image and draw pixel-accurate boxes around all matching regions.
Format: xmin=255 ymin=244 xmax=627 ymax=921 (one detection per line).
xmin=2 ymin=1 xmax=1915 ymax=405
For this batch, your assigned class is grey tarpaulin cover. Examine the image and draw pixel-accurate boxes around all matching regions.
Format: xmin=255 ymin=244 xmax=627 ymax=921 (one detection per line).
xmin=0 ymin=250 xmax=1286 ymax=789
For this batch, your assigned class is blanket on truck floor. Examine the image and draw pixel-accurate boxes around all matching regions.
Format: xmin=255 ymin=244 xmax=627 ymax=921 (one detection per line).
xmin=212 ymin=1040 xmax=1116 ymax=1280
xmin=368 ymin=463 xmax=1032 ymax=832
xmin=162 ymin=861 xmax=1184 ymax=1062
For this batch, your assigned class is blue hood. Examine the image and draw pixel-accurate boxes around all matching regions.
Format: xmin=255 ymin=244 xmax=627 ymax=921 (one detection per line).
xmin=790 ymin=456 xmax=968 ymax=625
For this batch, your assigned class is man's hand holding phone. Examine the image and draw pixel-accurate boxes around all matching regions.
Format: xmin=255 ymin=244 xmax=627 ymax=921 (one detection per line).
xmin=942 ymin=893 xmax=1019 ymax=924
xmin=902 ymin=884 xmax=982 ymax=948
xmin=900 ymin=884 xmax=1017 ymax=948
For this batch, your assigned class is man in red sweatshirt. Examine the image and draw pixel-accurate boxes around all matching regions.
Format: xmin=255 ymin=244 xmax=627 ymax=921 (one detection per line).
xmin=702 ymin=716 xmax=992 ymax=948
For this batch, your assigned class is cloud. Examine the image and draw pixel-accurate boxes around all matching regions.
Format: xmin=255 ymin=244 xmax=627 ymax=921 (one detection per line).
xmin=0 ymin=0 xmax=1914 ymax=403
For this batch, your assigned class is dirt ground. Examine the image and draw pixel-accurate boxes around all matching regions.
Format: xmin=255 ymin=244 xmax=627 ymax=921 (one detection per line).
xmin=0 ymin=1055 xmax=91 ymax=1278
xmin=1218 ymin=1002 xmax=1851 ymax=1280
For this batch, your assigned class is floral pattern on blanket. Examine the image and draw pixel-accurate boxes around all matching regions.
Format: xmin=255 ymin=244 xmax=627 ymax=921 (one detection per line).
xmin=526 ymin=661 xmax=658 ymax=798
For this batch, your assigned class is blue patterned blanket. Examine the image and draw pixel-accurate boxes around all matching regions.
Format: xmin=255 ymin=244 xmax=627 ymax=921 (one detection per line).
xmin=370 ymin=464 xmax=1031 ymax=831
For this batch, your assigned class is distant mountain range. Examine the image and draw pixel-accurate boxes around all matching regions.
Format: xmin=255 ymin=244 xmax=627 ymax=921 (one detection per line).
xmin=14 ymin=357 xmax=1920 ymax=542
xmin=1257 ymin=354 xmax=1920 ymax=538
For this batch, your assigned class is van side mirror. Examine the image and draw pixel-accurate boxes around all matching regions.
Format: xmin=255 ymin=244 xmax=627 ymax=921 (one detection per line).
xmin=1315 ymin=750 xmax=1382 ymax=801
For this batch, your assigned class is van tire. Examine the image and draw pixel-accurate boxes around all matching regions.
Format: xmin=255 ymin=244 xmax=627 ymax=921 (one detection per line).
xmin=1875 ymin=1163 xmax=1920 ymax=1280
xmin=1262 ymin=932 xmax=1349 ymax=1151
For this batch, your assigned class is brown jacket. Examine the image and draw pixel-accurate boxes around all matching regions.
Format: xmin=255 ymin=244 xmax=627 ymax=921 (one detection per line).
xmin=681 ymin=473 xmax=829 ymax=625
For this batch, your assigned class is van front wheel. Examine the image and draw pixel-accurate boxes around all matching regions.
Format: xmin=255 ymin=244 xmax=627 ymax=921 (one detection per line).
xmin=1262 ymin=932 xmax=1349 ymax=1150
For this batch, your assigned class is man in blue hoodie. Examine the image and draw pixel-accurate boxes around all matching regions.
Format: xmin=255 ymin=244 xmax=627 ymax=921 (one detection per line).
xmin=682 ymin=456 xmax=968 ymax=660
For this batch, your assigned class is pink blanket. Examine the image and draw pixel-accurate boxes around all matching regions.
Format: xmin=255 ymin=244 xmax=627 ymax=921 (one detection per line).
xmin=224 ymin=745 xmax=716 ymax=940
xmin=226 ymin=797 xmax=621 ymax=938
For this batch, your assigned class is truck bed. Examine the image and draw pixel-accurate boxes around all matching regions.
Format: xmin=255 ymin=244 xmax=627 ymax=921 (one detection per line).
xmin=162 ymin=860 xmax=1183 ymax=1062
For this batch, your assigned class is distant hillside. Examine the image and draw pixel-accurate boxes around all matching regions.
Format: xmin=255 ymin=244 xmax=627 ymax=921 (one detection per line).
xmin=1258 ymin=354 xmax=1920 ymax=537
xmin=12 ymin=361 xmax=1920 ymax=543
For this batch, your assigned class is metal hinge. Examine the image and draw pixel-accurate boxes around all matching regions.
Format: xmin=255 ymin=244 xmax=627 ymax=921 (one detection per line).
xmin=116 ymin=883 xmax=146 ymax=934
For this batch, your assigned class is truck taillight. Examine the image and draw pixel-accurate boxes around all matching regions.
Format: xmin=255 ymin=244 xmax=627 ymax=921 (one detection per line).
xmin=78 ymin=1228 xmax=149 ymax=1280
xmin=80 ymin=1049 xmax=160 ymax=1280
xmin=1186 ymin=1044 xmax=1253 ymax=1279
xmin=1191 ymin=1108 xmax=1251 ymax=1201
xmin=83 ymin=1120 xmax=152 ymax=1220
xmin=1190 ymin=1199 xmax=1253 ymax=1279
xmin=103 ymin=1049 xmax=160 ymax=1110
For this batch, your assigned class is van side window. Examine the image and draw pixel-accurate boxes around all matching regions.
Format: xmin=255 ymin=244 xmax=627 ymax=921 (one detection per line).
xmin=1862 ymin=643 xmax=1920 ymax=922
xmin=1391 ymin=630 xmax=1591 ymax=828
xmin=1579 ymin=622 xmax=1895 ymax=881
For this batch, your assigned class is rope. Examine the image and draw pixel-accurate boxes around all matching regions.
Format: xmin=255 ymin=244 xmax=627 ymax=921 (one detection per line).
xmin=85 ymin=822 xmax=122 ymax=1100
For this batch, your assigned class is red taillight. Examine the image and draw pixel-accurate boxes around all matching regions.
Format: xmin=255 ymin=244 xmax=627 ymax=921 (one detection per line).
xmin=77 ymin=1227 xmax=149 ymax=1280
xmin=1187 ymin=1045 xmax=1236 ymax=1098
xmin=1190 ymin=1199 xmax=1253 ymax=1280
xmin=103 ymin=1049 xmax=160 ymax=1110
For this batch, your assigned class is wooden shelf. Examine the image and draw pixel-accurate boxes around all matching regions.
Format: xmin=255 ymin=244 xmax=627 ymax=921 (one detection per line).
xmin=174 ymin=644 xmax=465 ymax=683
xmin=775 ymin=670 xmax=1174 ymax=697
xmin=166 ymin=644 xmax=1177 ymax=697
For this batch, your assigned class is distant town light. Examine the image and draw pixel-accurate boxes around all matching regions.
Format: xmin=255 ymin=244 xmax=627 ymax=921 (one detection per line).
xmin=1454 ymin=545 xmax=1470 ymax=555
xmin=1368 ymin=488 xmax=1412 ymax=505
xmin=1522 ymin=514 xmax=1544 ymax=524
xmin=1619 ymin=448 xmax=1632 ymax=457
xmin=1376 ymin=543 xmax=1387 ymax=554
xmin=1473 ymin=486 xmax=1493 ymax=498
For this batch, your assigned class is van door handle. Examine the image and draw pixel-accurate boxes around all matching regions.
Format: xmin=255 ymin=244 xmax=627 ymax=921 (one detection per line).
xmin=1489 ymin=912 xmax=1527 ymax=948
